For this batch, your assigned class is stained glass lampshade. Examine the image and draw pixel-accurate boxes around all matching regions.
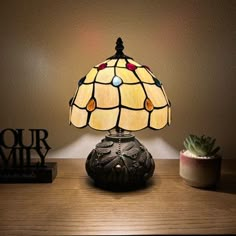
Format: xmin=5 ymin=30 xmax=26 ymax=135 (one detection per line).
xmin=69 ymin=38 xmax=171 ymax=189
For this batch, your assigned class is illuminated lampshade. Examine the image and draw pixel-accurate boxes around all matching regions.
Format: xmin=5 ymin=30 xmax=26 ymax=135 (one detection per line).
xmin=69 ymin=38 xmax=171 ymax=190
xmin=69 ymin=41 xmax=171 ymax=131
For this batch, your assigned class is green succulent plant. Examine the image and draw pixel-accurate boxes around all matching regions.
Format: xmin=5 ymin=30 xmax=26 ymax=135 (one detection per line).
xmin=184 ymin=134 xmax=220 ymax=157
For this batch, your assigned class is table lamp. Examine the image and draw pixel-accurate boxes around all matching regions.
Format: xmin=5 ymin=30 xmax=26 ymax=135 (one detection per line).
xmin=69 ymin=38 xmax=171 ymax=189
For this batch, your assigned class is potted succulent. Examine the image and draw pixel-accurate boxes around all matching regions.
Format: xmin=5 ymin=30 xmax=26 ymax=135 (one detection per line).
xmin=180 ymin=134 xmax=221 ymax=188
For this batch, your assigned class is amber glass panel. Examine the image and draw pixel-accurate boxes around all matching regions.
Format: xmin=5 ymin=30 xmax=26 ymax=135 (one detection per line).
xmin=84 ymin=68 xmax=97 ymax=83
xmin=150 ymin=107 xmax=168 ymax=129
xmin=117 ymin=59 xmax=126 ymax=67
xmin=94 ymin=84 xmax=119 ymax=108
xmin=96 ymin=68 xmax=114 ymax=83
xmin=74 ymin=84 xmax=93 ymax=108
xmin=86 ymin=98 xmax=96 ymax=112
xmin=119 ymin=109 xmax=148 ymax=131
xmin=89 ymin=108 xmax=119 ymax=130
xmin=107 ymin=59 xmax=117 ymax=67
xmin=144 ymin=84 xmax=167 ymax=107
xmin=136 ymin=68 xmax=154 ymax=83
xmin=70 ymin=106 xmax=88 ymax=128
xmin=145 ymin=98 xmax=154 ymax=111
xmin=116 ymin=68 xmax=139 ymax=83
xmin=127 ymin=59 xmax=141 ymax=67
xmin=120 ymin=84 xmax=146 ymax=108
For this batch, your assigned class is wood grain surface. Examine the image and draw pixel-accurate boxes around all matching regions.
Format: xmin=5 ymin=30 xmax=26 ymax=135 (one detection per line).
xmin=0 ymin=159 xmax=235 ymax=235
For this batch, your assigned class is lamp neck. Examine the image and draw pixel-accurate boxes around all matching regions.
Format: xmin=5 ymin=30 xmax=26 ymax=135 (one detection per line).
xmin=107 ymin=128 xmax=132 ymax=139
xmin=105 ymin=133 xmax=134 ymax=143
xmin=107 ymin=128 xmax=133 ymax=155
xmin=115 ymin=127 xmax=124 ymax=136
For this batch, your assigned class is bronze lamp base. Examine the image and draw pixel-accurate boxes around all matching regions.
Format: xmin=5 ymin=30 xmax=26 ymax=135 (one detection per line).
xmin=86 ymin=132 xmax=155 ymax=190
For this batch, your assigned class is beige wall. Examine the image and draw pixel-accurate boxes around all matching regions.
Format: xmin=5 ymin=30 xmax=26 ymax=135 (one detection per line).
xmin=0 ymin=0 xmax=235 ymax=158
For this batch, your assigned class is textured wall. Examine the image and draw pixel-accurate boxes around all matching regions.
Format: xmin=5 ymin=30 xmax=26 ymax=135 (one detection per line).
xmin=0 ymin=0 xmax=235 ymax=158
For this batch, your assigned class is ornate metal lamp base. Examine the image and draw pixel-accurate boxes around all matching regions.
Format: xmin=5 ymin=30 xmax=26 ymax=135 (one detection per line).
xmin=86 ymin=133 xmax=155 ymax=190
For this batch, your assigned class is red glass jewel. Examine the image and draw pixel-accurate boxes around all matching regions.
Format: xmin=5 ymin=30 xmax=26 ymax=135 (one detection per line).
xmin=126 ymin=63 xmax=137 ymax=71
xmin=98 ymin=63 xmax=107 ymax=70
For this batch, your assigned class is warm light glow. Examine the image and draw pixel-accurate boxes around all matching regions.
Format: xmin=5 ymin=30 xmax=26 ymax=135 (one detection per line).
xmin=70 ymin=106 xmax=88 ymax=127
xmin=150 ymin=107 xmax=168 ymax=129
xmin=116 ymin=68 xmax=139 ymax=83
xmin=144 ymin=84 xmax=167 ymax=107
xmin=116 ymin=59 xmax=127 ymax=67
xmin=95 ymin=67 xmax=114 ymax=83
xmin=120 ymin=84 xmax=145 ymax=108
xmin=74 ymin=84 xmax=93 ymax=107
xmin=69 ymin=57 xmax=171 ymax=131
xmin=135 ymin=68 xmax=154 ymax=83
xmin=89 ymin=108 xmax=119 ymax=130
xmin=84 ymin=68 xmax=97 ymax=83
xmin=94 ymin=84 xmax=119 ymax=108
xmin=119 ymin=108 xmax=149 ymax=130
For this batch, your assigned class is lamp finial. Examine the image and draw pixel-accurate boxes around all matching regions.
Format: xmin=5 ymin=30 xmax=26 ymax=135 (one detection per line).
xmin=115 ymin=37 xmax=124 ymax=56
xmin=108 ymin=37 xmax=132 ymax=59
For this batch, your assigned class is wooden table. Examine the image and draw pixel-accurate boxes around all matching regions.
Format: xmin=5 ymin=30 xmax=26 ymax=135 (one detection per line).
xmin=0 ymin=159 xmax=235 ymax=235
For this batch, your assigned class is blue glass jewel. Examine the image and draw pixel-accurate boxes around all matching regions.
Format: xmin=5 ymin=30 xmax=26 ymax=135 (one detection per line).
xmin=112 ymin=76 xmax=123 ymax=87
xmin=154 ymin=77 xmax=162 ymax=87
xmin=78 ymin=77 xmax=85 ymax=86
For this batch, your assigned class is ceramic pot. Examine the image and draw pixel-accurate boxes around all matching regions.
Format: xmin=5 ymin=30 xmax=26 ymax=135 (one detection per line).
xmin=179 ymin=151 xmax=221 ymax=188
